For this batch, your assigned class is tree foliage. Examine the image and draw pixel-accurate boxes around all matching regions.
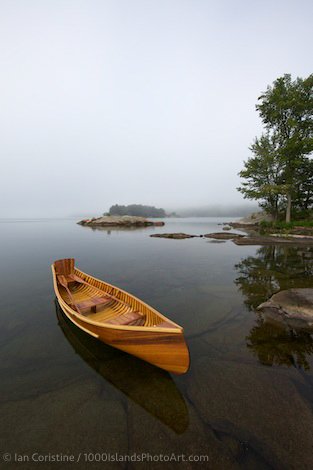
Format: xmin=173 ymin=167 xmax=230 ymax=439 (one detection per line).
xmin=238 ymin=133 xmax=284 ymax=218
xmin=108 ymin=204 xmax=166 ymax=218
xmin=238 ymin=74 xmax=313 ymax=221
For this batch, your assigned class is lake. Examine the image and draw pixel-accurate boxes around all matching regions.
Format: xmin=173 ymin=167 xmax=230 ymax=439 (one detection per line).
xmin=1 ymin=217 xmax=313 ymax=469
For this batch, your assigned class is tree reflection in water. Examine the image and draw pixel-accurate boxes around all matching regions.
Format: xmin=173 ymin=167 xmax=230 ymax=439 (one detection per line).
xmin=234 ymin=245 xmax=313 ymax=311
xmin=235 ymin=245 xmax=313 ymax=369
xmin=246 ymin=319 xmax=313 ymax=370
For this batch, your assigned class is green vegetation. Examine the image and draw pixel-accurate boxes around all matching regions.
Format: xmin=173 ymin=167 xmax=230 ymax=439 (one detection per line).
xmin=238 ymin=74 xmax=313 ymax=222
xmin=108 ymin=204 xmax=166 ymax=218
xmin=260 ymin=220 xmax=313 ymax=230
xmin=259 ymin=218 xmax=313 ymax=234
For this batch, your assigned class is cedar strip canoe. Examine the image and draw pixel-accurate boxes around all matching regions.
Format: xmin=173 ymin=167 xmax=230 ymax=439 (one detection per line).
xmin=52 ymin=259 xmax=190 ymax=374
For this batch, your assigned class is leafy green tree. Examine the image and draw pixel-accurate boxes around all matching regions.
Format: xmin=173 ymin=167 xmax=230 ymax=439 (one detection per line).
xmin=238 ymin=133 xmax=284 ymax=219
xmin=239 ymin=74 xmax=313 ymax=221
xmin=257 ymin=74 xmax=313 ymax=221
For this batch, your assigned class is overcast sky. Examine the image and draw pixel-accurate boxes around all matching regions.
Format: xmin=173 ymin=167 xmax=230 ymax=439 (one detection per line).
xmin=0 ymin=0 xmax=312 ymax=217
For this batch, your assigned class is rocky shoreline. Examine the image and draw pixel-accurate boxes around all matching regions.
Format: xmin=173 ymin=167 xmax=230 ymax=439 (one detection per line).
xmin=149 ymin=232 xmax=245 ymax=240
xmin=78 ymin=215 xmax=165 ymax=227
xmin=149 ymin=231 xmax=313 ymax=245
xmin=233 ymin=235 xmax=313 ymax=245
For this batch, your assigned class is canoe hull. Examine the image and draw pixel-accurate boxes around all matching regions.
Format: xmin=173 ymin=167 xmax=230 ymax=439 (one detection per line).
xmin=58 ymin=301 xmax=190 ymax=374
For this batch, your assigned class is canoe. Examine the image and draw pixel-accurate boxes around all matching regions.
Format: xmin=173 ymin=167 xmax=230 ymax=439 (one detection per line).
xmin=55 ymin=301 xmax=189 ymax=433
xmin=51 ymin=258 xmax=190 ymax=374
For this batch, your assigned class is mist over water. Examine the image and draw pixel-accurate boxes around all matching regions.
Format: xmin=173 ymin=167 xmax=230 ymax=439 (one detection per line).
xmin=1 ymin=1 xmax=312 ymax=217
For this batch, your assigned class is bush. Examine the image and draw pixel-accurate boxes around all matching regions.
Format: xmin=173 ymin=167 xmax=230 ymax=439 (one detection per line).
xmin=259 ymin=219 xmax=313 ymax=233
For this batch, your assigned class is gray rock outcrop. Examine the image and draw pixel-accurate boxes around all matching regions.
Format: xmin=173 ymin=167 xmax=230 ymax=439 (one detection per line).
xmin=78 ymin=215 xmax=165 ymax=227
xmin=257 ymin=289 xmax=313 ymax=329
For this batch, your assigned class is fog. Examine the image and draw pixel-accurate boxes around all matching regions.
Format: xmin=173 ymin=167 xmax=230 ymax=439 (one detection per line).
xmin=0 ymin=0 xmax=312 ymax=217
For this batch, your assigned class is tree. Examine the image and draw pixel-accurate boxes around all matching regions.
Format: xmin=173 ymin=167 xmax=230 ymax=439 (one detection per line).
xmin=238 ymin=133 xmax=284 ymax=219
xmin=238 ymin=74 xmax=313 ymax=221
xmin=108 ymin=204 xmax=166 ymax=218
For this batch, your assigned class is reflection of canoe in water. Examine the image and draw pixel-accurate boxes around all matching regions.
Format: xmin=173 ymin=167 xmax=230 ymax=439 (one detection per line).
xmin=56 ymin=303 xmax=189 ymax=434
xmin=52 ymin=259 xmax=190 ymax=374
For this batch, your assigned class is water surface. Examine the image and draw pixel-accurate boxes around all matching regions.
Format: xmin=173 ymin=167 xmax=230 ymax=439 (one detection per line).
xmin=1 ymin=218 xmax=313 ymax=469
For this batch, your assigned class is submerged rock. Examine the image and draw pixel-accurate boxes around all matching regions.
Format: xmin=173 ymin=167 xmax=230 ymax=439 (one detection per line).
xmin=150 ymin=233 xmax=198 ymax=239
xmin=187 ymin=356 xmax=313 ymax=469
xmin=257 ymin=289 xmax=313 ymax=329
xmin=78 ymin=215 xmax=165 ymax=227
xmin=204 ymin=232 xmax=244 ymax=240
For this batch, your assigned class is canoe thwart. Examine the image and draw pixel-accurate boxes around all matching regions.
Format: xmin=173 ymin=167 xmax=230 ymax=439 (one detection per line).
xmin=75 ymin=296 xmax=112 ymax=313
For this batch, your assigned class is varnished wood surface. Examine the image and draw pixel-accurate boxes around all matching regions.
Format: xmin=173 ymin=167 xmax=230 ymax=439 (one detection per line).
xmin=52 ymin=259 xmax=190 ymax=374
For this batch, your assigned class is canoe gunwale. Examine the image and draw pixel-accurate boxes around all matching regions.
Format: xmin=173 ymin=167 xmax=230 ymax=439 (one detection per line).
xmin=51 ymin=264 xmax=183 ymax=334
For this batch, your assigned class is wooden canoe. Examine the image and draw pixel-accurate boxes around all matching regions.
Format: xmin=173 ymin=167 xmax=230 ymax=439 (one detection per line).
xmin=52 ymin=258 xmax=190 ymax=374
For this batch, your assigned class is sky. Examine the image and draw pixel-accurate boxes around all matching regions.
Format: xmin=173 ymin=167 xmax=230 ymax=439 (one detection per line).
xmin=0 ymin=0 xmax=312 ymax=217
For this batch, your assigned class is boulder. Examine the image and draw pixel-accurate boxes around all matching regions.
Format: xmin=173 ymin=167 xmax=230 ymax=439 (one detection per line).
xmin=257 ymin=288 xmax=313 ymax=329
xmin=153 ymin=221 xmax=166 ymax=226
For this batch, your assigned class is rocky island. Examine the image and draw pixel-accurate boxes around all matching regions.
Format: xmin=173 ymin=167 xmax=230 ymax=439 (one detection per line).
xmin=78 ymin=215 xmax=165 ymax=227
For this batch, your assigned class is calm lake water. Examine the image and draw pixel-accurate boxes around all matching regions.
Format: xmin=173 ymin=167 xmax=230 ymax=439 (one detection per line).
xmin=1 ymin=217 xmax=313 ymax=469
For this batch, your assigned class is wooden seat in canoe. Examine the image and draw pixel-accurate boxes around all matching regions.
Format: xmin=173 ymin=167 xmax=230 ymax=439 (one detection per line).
xmin=106 ymin=311 xmax=145 ymax=326
xmin=75 ymin=296 xmax=112 ymax=313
